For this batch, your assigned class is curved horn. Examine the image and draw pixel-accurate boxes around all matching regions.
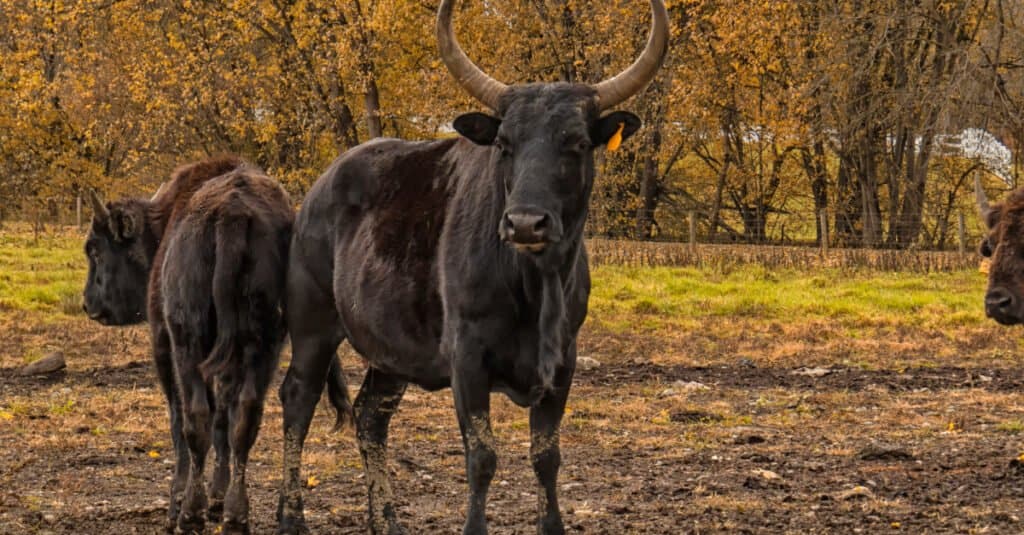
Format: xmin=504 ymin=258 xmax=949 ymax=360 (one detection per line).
xmin=975 ymin=175 xmax=992 ymax=224
xmin=88 ymin=188 xmax=109 ymax=221
xmin=150 ymin=182 xmax=167 ymax=202
xmin=437 ymin=0 xmax=508 ymax=110
xmin=593 ymin=0 xmax=670 ymax=111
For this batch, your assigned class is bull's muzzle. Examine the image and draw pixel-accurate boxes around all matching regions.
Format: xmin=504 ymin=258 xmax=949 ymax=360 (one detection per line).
xmin=985 ymin=286 xmax=1021 ymax=325
xmin=500 ymin=207 xmax=555 ymax=253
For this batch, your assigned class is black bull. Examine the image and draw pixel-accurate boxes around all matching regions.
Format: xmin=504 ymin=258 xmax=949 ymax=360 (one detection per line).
xmin=276 ymin=1 xmax=669 ymax=533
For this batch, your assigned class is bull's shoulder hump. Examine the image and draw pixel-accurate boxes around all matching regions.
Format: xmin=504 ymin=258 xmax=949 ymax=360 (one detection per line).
xmin=330 ymin=137 xmax=459 ymax=179
xmin=308 ymin=137 xmax=460 ymax=210
xmin=185 ymin=169 xmax=292 ymax=222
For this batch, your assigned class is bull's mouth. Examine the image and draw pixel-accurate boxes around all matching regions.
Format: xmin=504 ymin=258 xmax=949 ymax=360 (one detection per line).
xmin=511 ymin=242 xmax=547 ymax=254
xmin=86 ymin=308 xmax=144 ymax=326
xmin=988 ymin=313 xmax=1023 ymax=326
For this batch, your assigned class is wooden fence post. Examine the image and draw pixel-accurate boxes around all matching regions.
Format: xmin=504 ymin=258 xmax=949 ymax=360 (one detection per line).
xmin=688 ymin=211 xmax=696 ymax=251
xmin=957 ymin=212 xmax=966 ymax=254
xmin=820 ymin=211 xmax=829 ymax=255
xmin=34 ymin=210 xmax=42 ymax=242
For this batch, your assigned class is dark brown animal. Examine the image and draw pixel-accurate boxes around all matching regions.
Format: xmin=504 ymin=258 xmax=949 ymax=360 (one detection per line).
xmin=976 ymin=177 xmax=1024 ymax=324
xmin=82 ymin=157 xmax=349 ymax=534
xmin=275 ymin=1 xmax=668 ymax=534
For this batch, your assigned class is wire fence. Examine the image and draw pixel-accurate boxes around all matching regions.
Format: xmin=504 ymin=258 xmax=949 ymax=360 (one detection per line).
xmin=591 ymin=206 xmax=987 ymax=254
xmin=3 ymin=200 xmax=985 ymax=274
xmin=588 ymin=239 xmax=980 ymax=273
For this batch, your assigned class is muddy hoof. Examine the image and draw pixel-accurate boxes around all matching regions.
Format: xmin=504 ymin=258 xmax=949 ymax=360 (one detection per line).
xmin=208 ymin=500 xmax=224 ymax=522
xmin=277 ymin=518 xmax=310 ymax=535
xmin=176 ymin=513 xmax=204 ymax=535
xmin=223 ymin=520 xmax=251 ymax=535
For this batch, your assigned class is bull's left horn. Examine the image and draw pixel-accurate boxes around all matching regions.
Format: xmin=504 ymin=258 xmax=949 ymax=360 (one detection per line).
xmin=975 ymin=176 xmax=992 ymax=224
xmin=593 ymin=0 xmax=670 ymax=111
xmin=151 ymin=182 xmax=167 ymax=202
xmin=88 ymin=188 xmax=109 ymax=221
xmin=437 ymin=0 xmax=508 ymax=110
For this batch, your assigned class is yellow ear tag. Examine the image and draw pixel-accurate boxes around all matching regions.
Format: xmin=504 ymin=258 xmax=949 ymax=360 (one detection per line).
xmin=606 ymin=122 xmax=625 ymax=152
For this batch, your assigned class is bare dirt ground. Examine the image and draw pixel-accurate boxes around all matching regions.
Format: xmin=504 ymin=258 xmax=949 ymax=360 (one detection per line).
xmin=3 ymin=312 xmax=1024 ymax=534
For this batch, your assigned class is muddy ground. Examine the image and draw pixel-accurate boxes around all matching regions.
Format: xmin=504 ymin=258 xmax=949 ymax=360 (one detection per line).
xmin=3 ymin=316 xmax=1024 ymax=534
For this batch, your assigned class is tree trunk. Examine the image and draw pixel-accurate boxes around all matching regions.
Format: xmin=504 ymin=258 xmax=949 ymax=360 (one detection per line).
xmin=802 ymin=142 xmax=828 ymax=246
xmin=634 ymin=109 xmax=664 ymax=239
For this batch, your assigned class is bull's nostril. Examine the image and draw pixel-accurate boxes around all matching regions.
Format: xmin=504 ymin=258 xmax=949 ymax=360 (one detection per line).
xmin=533 ymin=214 xmax=549 ymax=233
xmin=986 ymin=288 xmax=1015 ymax=313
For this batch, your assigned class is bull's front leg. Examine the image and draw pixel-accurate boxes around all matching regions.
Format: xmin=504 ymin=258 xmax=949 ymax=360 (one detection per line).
xmin=529 ymin=341 xmax=575 ymax=535
xmin=451 ymin=333 xmax=497 ymax=535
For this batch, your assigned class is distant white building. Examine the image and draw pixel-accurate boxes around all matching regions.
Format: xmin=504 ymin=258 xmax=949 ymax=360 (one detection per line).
xmin=937 ymin=128 xmax=1013 ymax=184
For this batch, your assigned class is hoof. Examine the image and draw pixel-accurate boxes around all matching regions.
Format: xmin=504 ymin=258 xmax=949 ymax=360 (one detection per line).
xmin=208 ymin=500 xmax=224 ymax=522
xmin=223 ymin=519 xmax=251 ymax=535
xmin=276 ymin=518 xmax=310 ymax=535
xmin=176 ymin=513 xmax=205 ymax=535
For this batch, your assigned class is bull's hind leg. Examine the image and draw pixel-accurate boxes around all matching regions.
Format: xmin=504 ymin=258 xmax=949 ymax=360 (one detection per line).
xmin=529 ymin=343 xmax=575 ymax=535
xmin=222 ymin=340 xmax=276 ymax=535
xmin=354 ymin=369 xmax=407 ymax=534
xmin=277 ymin=265 xmax=344 ymax=534
xmin=173 ymin=336 xmax=214 ymax=534
xmin=208 ymin=405 xmax=231 ymax=521
xmin=153 ymin=324 xmax=188 ymax=533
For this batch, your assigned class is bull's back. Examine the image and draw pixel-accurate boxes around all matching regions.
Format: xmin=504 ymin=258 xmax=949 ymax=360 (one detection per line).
xmin=160 ymin=170 xmax=294 ymax=333
xmin=292 ymin=137 xmax=460 ymax=385
xmin=146 ymin=157 xmax=249 ymax=326
xmin=294 ymin=138 xmax=458 ymax=264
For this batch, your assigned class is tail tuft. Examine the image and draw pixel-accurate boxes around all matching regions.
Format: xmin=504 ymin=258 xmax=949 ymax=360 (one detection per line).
xmin=325 ymin=354 xmax=354 ymax=431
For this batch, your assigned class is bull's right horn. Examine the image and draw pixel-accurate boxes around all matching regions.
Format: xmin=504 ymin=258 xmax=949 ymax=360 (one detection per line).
xmin=975 ymin=176 xmax=992 ymax=224
xmin=437 ymin=0 xmax=509 ymax=111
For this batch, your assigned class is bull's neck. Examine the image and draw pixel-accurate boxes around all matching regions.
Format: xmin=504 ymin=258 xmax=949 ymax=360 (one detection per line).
xmin=140 ymin=199 xmax=168 ymax=264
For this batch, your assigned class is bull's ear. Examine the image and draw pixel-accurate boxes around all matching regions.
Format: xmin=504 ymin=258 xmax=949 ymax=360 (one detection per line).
xmin=453 ymin=113 xmax=501 ymax=145
xmin=984 ymin=205 xmax=1002 ymax=229
xmin=592 ymin=111 xmax=642 ymax=147
xmin=110 ymin=207 xmax=139 ymax=241
xmin=980 ymin=238 xmax=993 ymax=257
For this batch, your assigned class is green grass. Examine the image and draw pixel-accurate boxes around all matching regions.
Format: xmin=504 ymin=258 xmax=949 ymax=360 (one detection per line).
xmin=0 ymin=226 xmax=991 ymax=336
xmin=588 ymin=264 xmax=988 ymax=332
xmin=0 ymin=228 xmax=87 ymax=315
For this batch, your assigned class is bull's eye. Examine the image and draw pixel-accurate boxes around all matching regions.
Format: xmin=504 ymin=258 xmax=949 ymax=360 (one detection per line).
xmin=495 ymin=139 xmax=512 ymax=158
xmin=566 ymin=139 xmax=590 ymax=154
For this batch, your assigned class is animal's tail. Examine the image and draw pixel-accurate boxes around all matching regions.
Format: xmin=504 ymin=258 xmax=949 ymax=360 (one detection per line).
xmin=199 ymin=211 xmax=249 ymax=381
xmin=325 ymin=354 xmax=354 ymax=430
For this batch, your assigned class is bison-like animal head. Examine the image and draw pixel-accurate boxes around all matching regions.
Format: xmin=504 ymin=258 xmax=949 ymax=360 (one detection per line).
xmin=976 ymin=177 xmax=1024 ymax=325
xmin=82 ymin=189 xmax=157 ymax=325
xmin=438 ymin=0 xmax=668 ymax=266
